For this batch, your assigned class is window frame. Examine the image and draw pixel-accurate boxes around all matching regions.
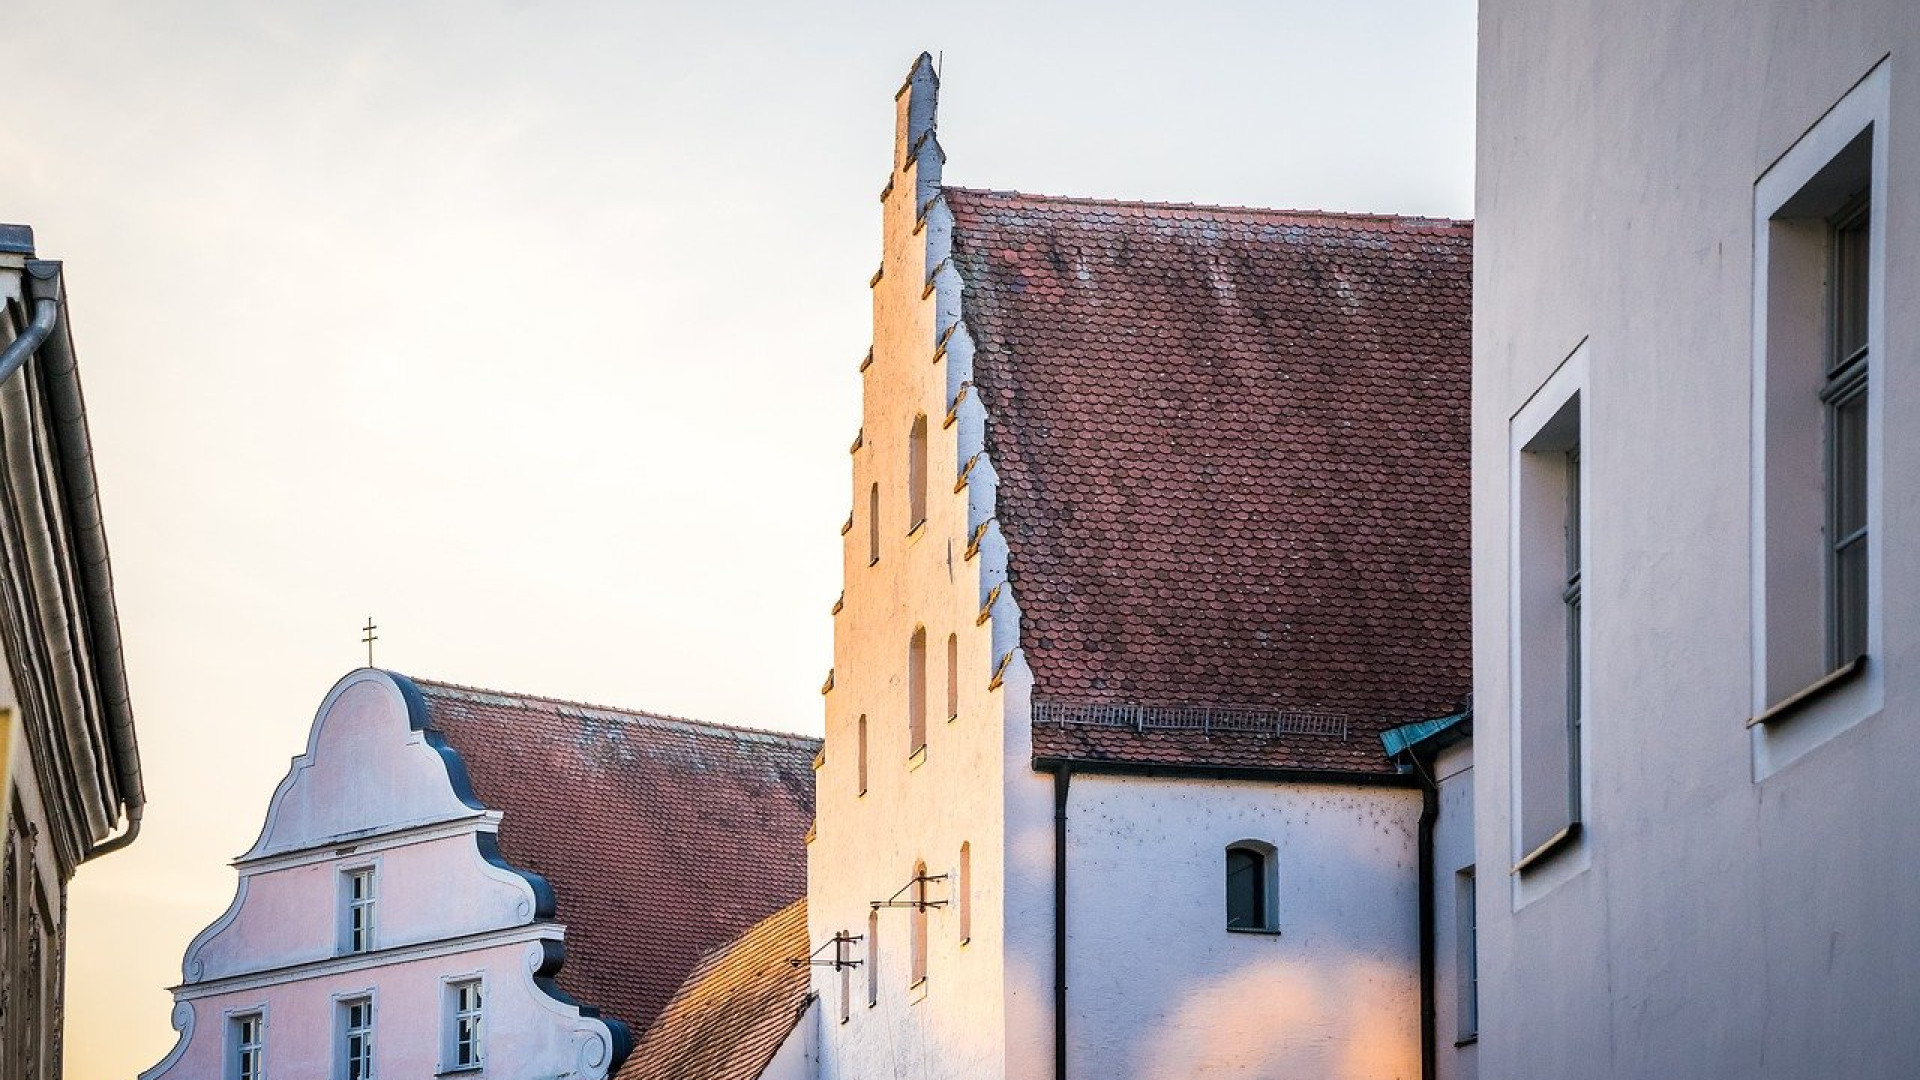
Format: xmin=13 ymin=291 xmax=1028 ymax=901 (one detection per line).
xmin=1508 ymin=342 xmax=1591 ymax=899
xmin=339 ymin=995 xmax=374 ymax=1080
xmin=443 ymin=976 xmax=484 ymax=1072
xmin=1749 ymin=59 xmax=1888 ymax=777
xmin=1223 ymin=839 xmax=1280 ymax=934
xmin=230 ymin=1010 xmax=265 ymax=1080
xmin=342 ymin=866 xmax=377 ymax=955
xmin=1456 ymin=866 xmax=1479 ymax=1044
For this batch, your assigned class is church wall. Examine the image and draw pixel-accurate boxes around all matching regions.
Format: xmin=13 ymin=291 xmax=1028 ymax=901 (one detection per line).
xmin=1063 ymin=773 xmax=1422 ymax=1080
xmin=809 ymin=58 xmax=1016 ymax=1080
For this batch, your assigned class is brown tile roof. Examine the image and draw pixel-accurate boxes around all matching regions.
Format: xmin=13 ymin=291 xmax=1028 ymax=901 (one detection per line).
xmin=943 ymin=189 xmax=1472 ymax=774
xmin=616 ymin=899 xmax=812 ymax=1080
xmin=407 ymin=678 xmax=818 ymax=1049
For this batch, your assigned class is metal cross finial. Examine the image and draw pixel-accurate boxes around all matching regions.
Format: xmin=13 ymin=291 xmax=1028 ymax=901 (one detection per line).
xmin=362 ymin=617 xmax=378 ymax=669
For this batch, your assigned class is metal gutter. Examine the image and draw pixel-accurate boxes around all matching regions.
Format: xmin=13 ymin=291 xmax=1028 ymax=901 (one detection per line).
xmin=12 ymin=259 xmax=144 ymax=859
xmin=1052 ymin=765 xmax=1071 ymax=1080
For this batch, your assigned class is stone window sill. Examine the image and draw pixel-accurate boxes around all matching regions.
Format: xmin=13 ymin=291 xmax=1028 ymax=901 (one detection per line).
xmin=1748 ymin=654 xmax=1866 ymax=728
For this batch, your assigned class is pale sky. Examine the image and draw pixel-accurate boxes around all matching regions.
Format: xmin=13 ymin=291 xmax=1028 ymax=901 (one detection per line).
xmin=5 ymin=2 xmax=1474 ymax=1074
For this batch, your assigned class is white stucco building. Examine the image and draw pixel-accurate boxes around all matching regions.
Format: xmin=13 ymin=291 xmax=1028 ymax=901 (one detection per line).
xmin=1473 ymin=5 xmax=1919 ymax=1078
xmin=143 ymin=669 xmax=816 ymax=1080
xmin=0 ymin=226 xmax=143 ymax=1078
xmin=803 ymin=55 xmax=1476 ymax=1080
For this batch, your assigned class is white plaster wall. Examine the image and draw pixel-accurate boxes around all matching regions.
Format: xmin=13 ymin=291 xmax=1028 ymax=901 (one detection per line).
xmin=144 ymin=669 xmax=619 ymax=1080
xmin=1474 ymin=6 xmax=1920 ymax=1078
xmin=1429 ymin=743 xmax=1475 ymax=1080
xmin=1065 ymin=774 xmax=1422 ymax=1080
xmin=810 ymin=58 xmax=1017 ymax=1080
xmin=760 ymin=998 xmax=820 ymax=1080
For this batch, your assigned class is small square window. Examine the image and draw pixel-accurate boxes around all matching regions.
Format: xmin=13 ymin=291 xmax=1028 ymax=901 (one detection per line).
xmin=231 ymin=1013 xmax=264 ymax=1080
xmin=340 ymin=998 xmax=373 ymax=1080
xmin=1224 ymin=840 xmax=1279 ymax=933
xmin=445 ymin=979 xmax=484 ymax=1070
xmin=343 ymin=868 xmax=376 ymax=954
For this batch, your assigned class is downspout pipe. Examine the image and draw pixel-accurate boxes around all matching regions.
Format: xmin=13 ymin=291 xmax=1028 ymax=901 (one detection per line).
xmin=1053 ymin=764 xmax=1071 ymax=1080
xmin=1416 ymin=766 xmax=1439 ymax=1080
xmin=11 ymin=260 xmax=146 ymax=860
xmin=0 ymin=261 xmax=61 ymax=384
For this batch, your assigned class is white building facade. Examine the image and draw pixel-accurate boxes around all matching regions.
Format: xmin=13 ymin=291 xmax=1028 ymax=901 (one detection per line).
xmin=1474 ymin=5 xmax=1919 ymax=1077
xmin=142 ymin=670 xmax=626 ymax=1080
xmin=808 ymin=56 xmax=1474 ymax=1080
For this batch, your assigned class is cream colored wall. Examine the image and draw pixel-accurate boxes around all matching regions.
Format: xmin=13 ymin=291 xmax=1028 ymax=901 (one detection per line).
xmin=810 ymin=56 xmax=1036 ymax=1080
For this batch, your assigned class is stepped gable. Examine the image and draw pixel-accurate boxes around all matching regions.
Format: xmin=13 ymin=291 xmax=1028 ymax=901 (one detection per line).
xmin=943 ymin=189 xmax=1472 ymax=773
xmin=413 ymin=679 xmax=819 ymax=1039
xmin=617 ymin=899 xmax=811 ymax=1080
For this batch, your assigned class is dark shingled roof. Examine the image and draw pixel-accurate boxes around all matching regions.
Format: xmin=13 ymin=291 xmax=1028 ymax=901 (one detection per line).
xmin=616 ymin=899 xmax=812 ymax=1080
xmin=411 ymin=679 xmax=818 ymax=1042
xmin=944 ymin=189 xmax=1472 ymax=774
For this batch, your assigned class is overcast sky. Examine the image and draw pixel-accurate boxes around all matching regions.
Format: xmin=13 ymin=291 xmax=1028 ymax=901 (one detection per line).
xmin=5 ymin=2 xmax=1475 ymax=1072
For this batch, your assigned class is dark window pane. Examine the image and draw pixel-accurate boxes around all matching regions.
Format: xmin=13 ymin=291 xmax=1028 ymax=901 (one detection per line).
xmin=1226 ymin=848 xmax=1263 ymax=928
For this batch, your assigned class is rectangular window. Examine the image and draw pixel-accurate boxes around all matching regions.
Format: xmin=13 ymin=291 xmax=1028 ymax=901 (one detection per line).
xmin=341 ymin=998 xmax=373 ymax=1080
xmin=446 ymin=980 xmax=483 ymax=1070
xmin=1751 ymin=61 xmax=1885 ymax=760
xmin=1824 ymin=198 xmax=1869 ymax=669
xmin=1456 ymin=868 xmax=1479 ymax=1041
xmin=344 ymin=869 xmax=376 ymax=954
xmin=232 ymin=1014 xmax=264 ymax=1080
xmin=1513 ymin=379 xmax=1584 ymax=871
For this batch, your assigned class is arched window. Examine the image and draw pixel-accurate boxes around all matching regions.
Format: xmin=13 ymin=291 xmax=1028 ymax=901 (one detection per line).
xmin=958 ymin=841 xmax=972 ymax=944
xmin=856 ymin=715 xmax=868 ymax=796
xmin=907 ymin=415 xmax=928 ymax=530
xmin=910 ymin=860 xmax=929 ymax=986
xmin=866 ymin=909 xmax=879 ymax=1007
xmin=868 ymin=482 xmax=881 ymax=565
xmin=1225 ymin=840 xmax=1279 ymax=932
xmin=907 ymin=628 xmax=927 ymax=756
xmin=945 ymin=633 xmax=959 ymax=721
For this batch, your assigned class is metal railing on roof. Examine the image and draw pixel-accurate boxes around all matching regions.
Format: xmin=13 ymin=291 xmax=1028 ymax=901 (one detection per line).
xmin=1031 ymin=700 xmax=1350 ymax=739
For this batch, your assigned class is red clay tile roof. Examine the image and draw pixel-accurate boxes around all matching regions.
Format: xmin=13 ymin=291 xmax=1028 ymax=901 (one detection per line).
xmin=943 ymin=189 xmax=1472 ymax=774
xmin=409 ymin=678 xmax=818 ymax=1044
xmin=616 ymin=899 xmax=812 ymax=1080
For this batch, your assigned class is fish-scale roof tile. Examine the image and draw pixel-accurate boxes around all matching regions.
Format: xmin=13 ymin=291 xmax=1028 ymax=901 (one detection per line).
xmin=944 ymin=189 xmax=1472 ymax=774
xmin=412 ymin=679 xmax=819 ymax=1041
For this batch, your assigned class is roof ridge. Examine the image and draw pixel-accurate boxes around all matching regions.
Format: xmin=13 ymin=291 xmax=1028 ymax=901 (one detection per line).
xmin=942 ymin=185 xmax=1472 ymax=229
xmin=405 ymin=676 xmax=820 ymax=747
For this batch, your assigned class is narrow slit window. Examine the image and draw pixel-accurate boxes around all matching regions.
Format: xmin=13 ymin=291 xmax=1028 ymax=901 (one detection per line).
xmin=958 ymin=841 xmax=972 ymax=943
xmin=945 ymin=633 xmax=959 ymax=721
xmin=1457 ymin=867 xmax=1479 ymax=1041
xmin=866 ymin=909 xmax=880 ymax=1007
xmin=907 ymin=629 xmax=927 ymax=756
xmin=909 ymin=860 xmax=930 ymax=987
xmin=908 ymin=415 xmax=928 ymax=530
xmin=868 ymin=483 xmax=881 ymax=565
xmin=856 ymin=715 xmax=869 ymax=795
